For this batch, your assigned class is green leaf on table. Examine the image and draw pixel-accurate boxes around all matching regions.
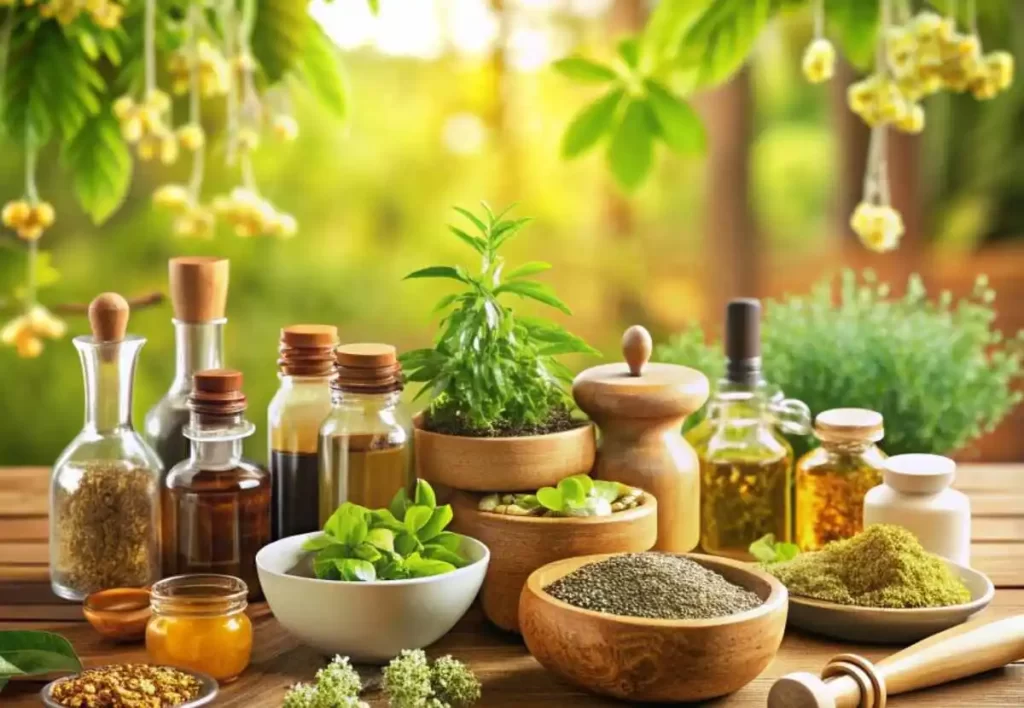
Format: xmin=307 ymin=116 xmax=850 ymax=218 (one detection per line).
xmin=404 ymin=505 xmax=434 ymax=534
xmin=62 ymin=109 xmax=132 ymax=224
xmin=640 ymin=0 xmax=715 ymax=69
xmin=312 ymin=543 xmax=350 ymax=579
xmin=423 ymin=544 xmax=468 ymax=568
xmin=336 ymin=558 xmax=376 ymax=582
xmin=644 ymin=79 xmax=706 ymax=154
xmin=351 ymin=542 xmax=382 ymax=563
xmin=676 ymin=0 xmax=772 ymax=88
xmin=416 ymin=504 xmax=453 ymax=542
xmin=414 ymin=480 xmax=437 ymax=509
xmin=493 ymin=280 xmax=572 ymax=315
xmin=405 ymin=553 xmax=457 ymax=578
xmin=558 ymin=475 xmax=591 ymax=506
xmin=0 ymin=632 xmax=81 ymax=678
xmin=607 ymin=99 xmax=654 ymax=191
xmin=300 ymin=22 xmax=350 ymax=120
xmin=552 ymin=56 xmax=618 ymax=83
xmin=325 ymin=502 xmax=368 ymax=546
xmin=561 ymin=88 xmax=624 ymax=159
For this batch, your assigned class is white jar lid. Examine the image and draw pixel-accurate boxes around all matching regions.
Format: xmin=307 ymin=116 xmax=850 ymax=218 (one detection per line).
xmin=883 ymin=453 xmax=956 ymax=494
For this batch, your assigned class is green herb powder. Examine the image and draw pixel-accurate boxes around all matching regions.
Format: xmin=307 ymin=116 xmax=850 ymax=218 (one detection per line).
xmin=766 ymin=524 xmax=971 ymax=608
xmin=543 ymin=553 xmax=763 ymax=620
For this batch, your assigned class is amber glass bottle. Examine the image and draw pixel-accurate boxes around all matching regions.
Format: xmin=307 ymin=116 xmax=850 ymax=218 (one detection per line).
xmin=163 ymin=370 xmax=270 ymax=599
xmin=795 ymin=408 xmax=887 ymax=551
xmin=688 ymin=300 xmax=810 ymax=560
xmin=319 ymin=344 xmax=415 ymax=523
xmin=267 ymin=325 xmax=338 ymax=540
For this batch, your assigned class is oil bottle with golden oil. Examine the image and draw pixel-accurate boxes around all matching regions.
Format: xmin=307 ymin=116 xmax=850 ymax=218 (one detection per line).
xmin=318 ymin=343 xmax=415 ymax=521
xmin=267 ymin=325 xmax=338 ymax=540
xmin=687 ymin=299 xmax=810 ymax=560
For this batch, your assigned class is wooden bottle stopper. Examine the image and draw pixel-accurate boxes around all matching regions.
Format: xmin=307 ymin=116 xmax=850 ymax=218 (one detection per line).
xmin=189 ymin=368 xmax=247 ymax=416
xmin=88 ymin=293 xmax=129 ymax=343
xmin=767 ymin=614 xmax=1024 ymax=708
xmin=622 ymin=325 xmax=652 ymax=376
xmin=169 ymin=256 xmax=229 ymax=323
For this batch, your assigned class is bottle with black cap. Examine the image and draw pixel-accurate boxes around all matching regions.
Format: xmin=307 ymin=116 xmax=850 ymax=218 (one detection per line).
xmin=686 ymin=299 xmax=810 ymax=560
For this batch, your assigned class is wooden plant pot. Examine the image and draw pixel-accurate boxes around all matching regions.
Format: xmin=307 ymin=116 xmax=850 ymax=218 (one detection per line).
xmin=415 ymin=421 xmax=596 ymax=492
xmin=519 ymin=553 xmax=788 ymax=703
xmin=450 ymin=491 xmax=657 ymax=633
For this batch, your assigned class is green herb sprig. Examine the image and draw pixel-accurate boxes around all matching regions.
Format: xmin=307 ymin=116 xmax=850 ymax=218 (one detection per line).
xmin=400 ymin=203 xmax=599 ymax=437
xmin=282 ymin=656 xmax=365 ymax=708
xmin=657 ymin=270 xmax=1023 ymax=455
xmin=303 ymin=480 xmax=469 ymax=582
xmin=536 ymin=474 xmax=624 ymax=517
xmin=383 ymin=650 xmax=481 ymax=708
xmin=0 ymin=631 xmax=82 ymax=693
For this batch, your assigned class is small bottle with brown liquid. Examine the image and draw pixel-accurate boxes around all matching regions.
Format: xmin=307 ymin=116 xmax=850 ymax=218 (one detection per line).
xmin=267 ymin=325 xmax=338 ymax=540
xmin=163 ymin=370 xmax=270 ymax=599
xmin=318 ymin=343 xmax=415 ymax=523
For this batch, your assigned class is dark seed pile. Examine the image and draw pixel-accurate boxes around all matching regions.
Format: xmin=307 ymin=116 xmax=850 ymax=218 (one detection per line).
xmin=544 ymin=553 xmax=763 ymax=620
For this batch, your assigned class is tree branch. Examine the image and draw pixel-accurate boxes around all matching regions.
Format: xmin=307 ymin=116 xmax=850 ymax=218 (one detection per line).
xmin=51 ymin=292 xmax=165 ymax=314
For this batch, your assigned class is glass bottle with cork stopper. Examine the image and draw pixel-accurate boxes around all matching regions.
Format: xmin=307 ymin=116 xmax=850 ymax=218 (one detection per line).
xmin=687 ymin=299 xmax=811 ymax=560
xmin=268 ymin=324 xmax=339 ymax=540
xmin=144 ymin=256 xmax=229 ymax=472
xmin=572 ymin=325 xmax=710 ymax=552
xmin=50 ymin=293 xmax=163 ymax=600
xmin=163 ymin=369 xmax=270 ymax=599
xmin=795 ymin=408 xmax=887 ymax=551
xmin=319 ymin=343 xmax=415 ymax=522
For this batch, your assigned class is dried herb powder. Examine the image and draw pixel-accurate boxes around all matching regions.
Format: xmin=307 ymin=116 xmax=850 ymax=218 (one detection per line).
xmin=543 ymin=553 xmax=763 ymax=620
xmin=49 ymin=664 xmax=201 ymax=707
xmin=53 ymin=461 xmax=158 ymax=594
xmin=765 ymin=524 xmax=972 ymax=608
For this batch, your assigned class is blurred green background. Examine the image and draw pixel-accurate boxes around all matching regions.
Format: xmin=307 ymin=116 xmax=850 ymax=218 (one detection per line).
xmin=2 ymin=0 xmax=1023 ymax=465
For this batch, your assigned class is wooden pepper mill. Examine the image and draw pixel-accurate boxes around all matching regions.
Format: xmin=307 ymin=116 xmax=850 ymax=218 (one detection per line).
xmin=572 ymin=325 xmax=709 ymax=552
xmin=768 ymin=614 xmax=1024 ymax=708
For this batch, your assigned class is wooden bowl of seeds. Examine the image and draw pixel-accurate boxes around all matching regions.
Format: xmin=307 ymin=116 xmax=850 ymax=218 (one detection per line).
xmin=519 ymin=552 xmax=788 ymax=703
xmin=450 ymin=490 xmax=657 ymax=633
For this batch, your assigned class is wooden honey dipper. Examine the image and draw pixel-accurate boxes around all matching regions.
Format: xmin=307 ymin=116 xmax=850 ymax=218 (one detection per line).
xmin=768 ymin=614 xmax=1024 ymax=708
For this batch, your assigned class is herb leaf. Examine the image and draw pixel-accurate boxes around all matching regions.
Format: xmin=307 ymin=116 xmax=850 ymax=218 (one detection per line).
xmin=416 ymin=505 xmax=453 ymax=542
xmin=0 ymin=631 xmax=81 ymax=678
xmin=749 ymin=534 xmax=801 ymax=564
xmin=414 ymin=479 xmax=437 ymax=509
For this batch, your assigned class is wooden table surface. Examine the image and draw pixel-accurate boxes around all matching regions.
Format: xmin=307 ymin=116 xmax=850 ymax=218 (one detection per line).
xmin=2 ymin=464 xmax=1023 ymax=707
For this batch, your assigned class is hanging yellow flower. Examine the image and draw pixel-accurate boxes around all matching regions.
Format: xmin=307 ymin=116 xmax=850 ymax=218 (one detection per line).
xmin=850 ymin=202 xmax=904 ymax=253
xmin=2 ymin=199 xmax=55 ymax=241
xmin=1 ymin=305 xmax=66 ymax=358
xmin=802 ymin=38 xmax=836 ymax=84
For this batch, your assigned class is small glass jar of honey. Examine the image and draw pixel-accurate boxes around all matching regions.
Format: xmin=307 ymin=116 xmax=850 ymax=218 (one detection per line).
xmin=146 ymin=574 xmax=252 ymax=683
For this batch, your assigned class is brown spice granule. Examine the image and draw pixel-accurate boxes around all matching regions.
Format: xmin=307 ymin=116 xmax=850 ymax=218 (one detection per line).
xmin=53 ymin=461 xmax=158 ymax=594
xmin=50 ymin=664 xmax=201 ymax=707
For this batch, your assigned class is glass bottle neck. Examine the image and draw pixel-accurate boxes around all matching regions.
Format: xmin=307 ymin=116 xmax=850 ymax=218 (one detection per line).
xmin=819 ymin=439 xmax=874 ymax=454
xmin=76 ymin=336 xmax=145 ymax=434
xmin=330 ymin=389 xmax=403 ymax=408
xmin=171 ymin=319 xmax=225 ymax=393
xmin=187 ymin=412 xmax=251 ymax=469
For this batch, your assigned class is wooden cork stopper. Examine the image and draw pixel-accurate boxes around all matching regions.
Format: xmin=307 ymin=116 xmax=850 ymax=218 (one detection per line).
xmin=189 ymin=368 xmax=247 ymax=415
xmin=279 ymin=325 xmax=339 ymax=377
xmin=622 ymin=325 xmax=653 ymax=376
xmin=335 ymin=343 xmax=397 ymax=369
xmin=169 ymin=256 xmax=229 ymax=323
xmin=282 ymin=324 xmax=339 ymax=349
xmin=88 ymin=293 xmax=129 ymax=343
xmin=332 ymin=343 xmax=402 ymax=393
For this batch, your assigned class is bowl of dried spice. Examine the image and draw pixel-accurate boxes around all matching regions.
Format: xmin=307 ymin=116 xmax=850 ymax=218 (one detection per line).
xmin=41 ymin=664 xmax=218 ymax=708
xmin=762 ymin=524 xmax=995 ymax=643
xmin=519 ymin=552 xmax=788 ymax=703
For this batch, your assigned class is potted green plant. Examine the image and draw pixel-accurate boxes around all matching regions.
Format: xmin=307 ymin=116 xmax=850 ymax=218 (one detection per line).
xmin=401 ymin=203 xmax=599 ymax=492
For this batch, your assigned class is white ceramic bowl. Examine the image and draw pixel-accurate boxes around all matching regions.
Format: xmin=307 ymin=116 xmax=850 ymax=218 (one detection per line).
xmin=257 ymin=531 xmax=489 ymax=663
xmin=786 ymin=559 xmax=994 ymax=643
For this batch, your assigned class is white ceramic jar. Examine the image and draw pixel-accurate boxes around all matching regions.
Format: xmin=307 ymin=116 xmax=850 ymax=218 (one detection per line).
xmin=863 ymin=453 xmax=971 ymax=566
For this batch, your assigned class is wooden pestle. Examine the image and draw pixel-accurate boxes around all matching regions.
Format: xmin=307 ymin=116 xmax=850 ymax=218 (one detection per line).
xmin=768 ymin=614 xmax=1024 ymax=708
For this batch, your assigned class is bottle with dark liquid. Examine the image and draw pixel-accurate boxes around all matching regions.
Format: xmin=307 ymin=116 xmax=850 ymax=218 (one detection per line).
xmin=267 ymin=325 xmax=338 ymax=540
xmin=319 ymin=343 xmax=415 ymax=523
xmin=687 ymin=299 xmax=810 ymax=560
xmin=145 ymin=257 xmax=229 ymax=472
xmin=163 ymin=369 xmax=270 ymax=599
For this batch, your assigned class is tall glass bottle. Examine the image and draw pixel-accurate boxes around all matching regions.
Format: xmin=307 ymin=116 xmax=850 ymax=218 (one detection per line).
xmin=688 ymin=299 xmax=810 ymax=560
xmin=145 ymin=256 xmax=229 ymax=472
xmin=319 ymin=343 xmax=415 ymax=523
xmin=268 ymin=324 xmax=338 ymax=540
xmin=163 ymin=369 xmax=270 ymax=599
xmin=51 ymin=294 xmax=162 ymax=600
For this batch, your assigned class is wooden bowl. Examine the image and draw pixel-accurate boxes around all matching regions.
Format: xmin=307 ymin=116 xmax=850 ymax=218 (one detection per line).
xmin=415 ymin=421 xmax=596 ymax=492
xmin=450 ymin=491 xmax=657 ymax=633
xmin=519 ymin=553 xmax=788 ymax=703
xmin=786 ymin=559 xmax=994 ymax=643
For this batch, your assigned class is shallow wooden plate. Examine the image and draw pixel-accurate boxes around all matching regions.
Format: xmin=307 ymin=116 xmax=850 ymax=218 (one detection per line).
xmin=786 ymin=560 xmax=995 ymax=644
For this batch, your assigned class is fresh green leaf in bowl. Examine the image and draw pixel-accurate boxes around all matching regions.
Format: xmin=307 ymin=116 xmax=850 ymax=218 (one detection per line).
xmin=304 ymin=480 xmax=471 ymax=582
xmin=749 ymin=534 xmax=801 ymax=564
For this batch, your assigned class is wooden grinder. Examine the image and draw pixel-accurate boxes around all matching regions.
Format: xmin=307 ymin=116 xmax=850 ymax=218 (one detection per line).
xmin=572 ymin=325 xmax=709 ymax=552
xmin=768 ymin=614 xmax=1024 ymax=708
